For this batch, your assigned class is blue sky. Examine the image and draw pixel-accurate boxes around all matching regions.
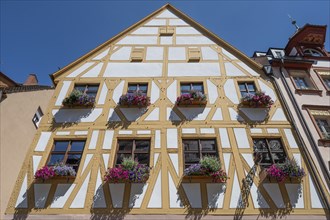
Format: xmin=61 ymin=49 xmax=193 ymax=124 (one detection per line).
xmin=1 ymin=1 xmax=329 ymax=85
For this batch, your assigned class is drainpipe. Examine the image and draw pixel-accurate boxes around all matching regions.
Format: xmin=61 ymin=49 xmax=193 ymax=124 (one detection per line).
xmin=268 ymin=59 xmax=330 ymax=209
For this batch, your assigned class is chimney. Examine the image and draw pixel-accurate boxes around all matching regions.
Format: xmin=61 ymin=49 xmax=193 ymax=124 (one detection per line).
xmin=24 ymin=74 xmax=38 ymax=85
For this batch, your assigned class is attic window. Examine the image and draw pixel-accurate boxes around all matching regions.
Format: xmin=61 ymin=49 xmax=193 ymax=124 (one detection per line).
xmin=159 ymin=27 xmax=174 ymax=36
xmin=303 ymin=48 xmax=323 ymax=57
xmin=32 ymin=106 xmax=44 ymax=128
xmin=188 ymin=48 xmax=201 ymax=62
xmin=131 ymin=48 xmax=144 ymax=62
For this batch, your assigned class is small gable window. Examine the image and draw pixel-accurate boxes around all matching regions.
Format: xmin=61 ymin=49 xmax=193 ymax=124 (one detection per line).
xmin=238 ymin=82 xmax=256 ymax=97
xmin=32 ymin=106 xmax=44 ymax=128
xmin=303 ymin=48 xmax=323 ymax=57
xmin=130 ymin=48 xmax=144 ymax=62
xmin=159 ymin=27 xmax=175 ymax=36
xmin=188 ymin=48 xmax=201 ymax=62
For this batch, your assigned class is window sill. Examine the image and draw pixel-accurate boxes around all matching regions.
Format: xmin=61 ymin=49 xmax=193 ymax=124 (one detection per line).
xmin=182 ymin=175 xmax=213 ymax=183
xmin=318 ymin=138 xmax=330 ymax=145
xmin=61 ymin=103 xmax=95 ymax=108
xmin=176 ymin=100 xmax=207 ymax=106
xmin=295 ymin=89 xmax=323 ymax=95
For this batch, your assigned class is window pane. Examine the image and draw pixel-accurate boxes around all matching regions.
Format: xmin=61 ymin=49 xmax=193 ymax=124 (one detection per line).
xmin=135 ymin=140 xmax=150 ymax=152
xmin=272 ymin=152 xmax=286 ymax=164
xmin=201 ymin=152 xmax=217 ymax=158
xmin=48 ymin=154 xmax=65 ymax=165
xmin=201 ymin=140 xmax=216 ymax=151
xmin=183 ymin=140 xmax=199 ymax=151
xmin=238 ymin=84 xmax=247 ymax=92
xmin=247 ymin=83 xmax=255 ymax=92
xmin=128 ymin=84 xmax=137 ymax=92
xmin=260 ymin=152 xmax=272 ymax=164
xmin=181 ymin=84 xmax=191 ymax=93
xmin=66 ymin=154 xmax=82 ymax=165
xmin=118 ymin=141 xmax=133 ymax=152
xmin=70 ymin=141 xmax=85 ymax=152
xmin=74 ymin=86 xmax=85 ymax=92
xmin=185 ymin=153 xmax=200 ymax=163
xmin=268 ymin=139 xmax=283 ymax=151
xmin=192 ymin=84 xmax=203 ymax=92
xmin=324 ymin=78 xmax=330 ymax=89
xmin=87 ymin=86 xmax=99 ymax=93
xmin=53 ymin=141 xmax=69 ymax=152
xmin=241 ymin=91 xmax=248 ymax=97
xmin=134 ymin=154 xmax=149 ymax=164
xmin=116 ymin=153 xmax=131 ymax=164
xmin=138 ymin=84 xmax=148 ymax=93
xmin=253 ymin=139 xmax=267 ymax=151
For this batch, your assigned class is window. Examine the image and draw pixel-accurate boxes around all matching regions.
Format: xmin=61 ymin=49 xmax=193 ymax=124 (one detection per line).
xmin=315 ymin=70 xmax=330 ymax=90
xmin=180 ymin=82 xmax=204 ymax=95
xmin=47 ymin=140 xmax=86 ymax=172
xmin=32 ymin=106 xmax=43 ymax=128
xmin=238 ymin=82 xmax=256 ymax=97
xmin=130 ymin=48 xmax=144 ymax=62
xmin=293 ymin=76 xmax=309 ymax=89
xmin=74 ymin=84 xmax=99 ymax=98
xmin=127 ymin=83 xmax=148 ymax=95
xmin=315 ymin=118 xmax=330 ymax=138
xmin=115 ymin=140 xmax=150 ymax=165
xmin=183 ymin=139 xmax=218 ymax=168
xmin=188 ymin=48 xmax=201 ymax=62
xmin=323 ymin=77 xmax=330 ymax=89
xmin=159 ymin=27 xmax=174 ymax=36
xmin=303 ymin=48 xmax=323 ymax=57
xmin=253 ymin=138 xmax=287 ymax=168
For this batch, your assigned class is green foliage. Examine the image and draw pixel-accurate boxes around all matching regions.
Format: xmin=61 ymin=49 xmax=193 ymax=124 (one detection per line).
xmin=200 ymin=155 xmax=221 ymax=173
xmin=120 ymin=157 xmax=138 ymax=170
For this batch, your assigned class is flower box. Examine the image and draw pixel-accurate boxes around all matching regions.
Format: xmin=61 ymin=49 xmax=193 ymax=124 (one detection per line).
xmin=35 ymin=164 xmax=77 ymax=182
xmin=118 ymin=92 xmax=150 ymax=108
xmin=240 ymin=91 xmax=274 ymax=108
xmin=104 ymin=157 xmax=150 ymax=183
xmin=62 ymin=89 xmax=95 ymax=107
xmin=176 ymin=91 xmax=207 ymax=106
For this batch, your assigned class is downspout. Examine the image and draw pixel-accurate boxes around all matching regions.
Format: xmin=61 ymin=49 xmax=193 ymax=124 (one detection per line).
xmin=269 ymin=59 xmax=330 ymax=209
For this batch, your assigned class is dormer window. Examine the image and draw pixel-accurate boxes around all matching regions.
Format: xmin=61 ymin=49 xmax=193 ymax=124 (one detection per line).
xmin=303 ymin=48 xmax=323 ymax=57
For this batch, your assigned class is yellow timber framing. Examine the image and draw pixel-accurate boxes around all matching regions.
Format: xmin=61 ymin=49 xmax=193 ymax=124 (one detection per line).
xmin=6 ymin=3 xmax=330 ymax=218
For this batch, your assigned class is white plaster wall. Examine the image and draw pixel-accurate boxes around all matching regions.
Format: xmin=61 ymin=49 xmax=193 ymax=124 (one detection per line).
xmin=110 ymin=47 xmax=131 ymax=60
xmin=74 ymin=131 xmax=88 ymax=135
xmin=15 ymin=174 xmax=28 ymax=208
xmin=70 ymin=172 xmax=91 ymax=208
xmin=167 ymin=108 xmax=181 ymax=121
xmin=250 ymin=128 xmax=262 ymax=133
xmin=81 ymin=63 xmax=103 ymax=77
xmin=225 ymin=63 xmax=246 ymax=76
xmin=32 ymin=155 xmax=42 ymax=174
xmin=168 ymin=47 xmax=186 ymax=60
xmin=176 ymin=27 xmax=201 ymax=35
xmin=55 ymin=81 xmax=72 ymax=106
xmin=88 ymin=130 xmax=99 ymax=149
xmin=182 ymin=183 xmax=202 ymax=208
xmin=169 ymin=19 xmax=188 ymax=26
xmin=223 ymin=153 xmax=231 ymax=174
xmin=267 ymin=128 xmax=279 ymax=133
xmin=221 ymin=48 xmax=238 ymax=60
xmin=309 ymin=176 xmax=324 ymax=208
xmin=258 ymin=80 xmax=277 ymax=102
xmin=224 ymin=79 xmax=239 ymax=104
xmin=167 ymin=128 xmax=178 ymax=148
xmin=241 ymin=154 xmax=254 ymax=168
xmin=182 ymin=128 xmax=196 ymax=134
xmin=104 ymin=63 xmax=163 ymax=77
xmin=212 ymin=108 xmax=223 ymax=120
xmin=129 ymin=183 xmax=148 ymax=208
xmin=156 ymin=9 xmax=178 ymax=18
xmin=155 ymin=130 xmax=161 ymax=148
xmin=34 ymin=184 xmax=51 ymax=208
xmin=131 ymin=27 xmax=159 ymax=35
xmin=137 ymin=130 xmax=151 ymax=135
xmin=118 ymin=130 xmax=133 ymax=135
xmin=178 ymin=107 xmax=211 ymax=121
xmin=97 ymin=82 xmax=108 ymax=105
xmin=313 ymin=60 xmax=330 ymax=68
xmin=92 ymin=48 xmax=110 ymax=60
xmin=201 ymin=47 xmax=219 ymax=60
xmin=66 ymin=63 xmax=94 ymax=77
xmin=176 ymin=36 xmax=215 ymax=45
xmin=250 ymin=183 xmax=269 ymax=208
xmin=52 ymin=108 xmax=102 ymax=123
xmin=144 ymin=19 xmax=166 ymax=26
xmin=103 ymin=130 xmax=114 ymax=149
xmin=237 ymin=62 xmax=259 ymax=76
xmin=147 ymin=171 xmax=162 ymax=208
xmin=206 ymin=184 xmax=225 ymax=208
xmin=81 ymin=154 xmax=93 ymax=175
xmin=206 ymin=79 xmax=218 ymax=104
xmin=93 ymin=169 xmax=106 ymax=208
xmin=102 ymin=154 xmax=110 ymax=169
xmin=116 ymin=36 xmax=158 ymax=45
xmin=50 ymin=184 xmax=75 ymax=208
xmin=112 ymin=80 xmax=125 ymax=104
xmin=284 ymin=129 xmax=298 ymax=148
xmin=35 ymin=132 xmax=52 ymax=152
xmin=200 ymin=128 xmax=215 ymax=134
xmin=229 ymin=172 xmax=241 ymax=208
xmin=263 ymin=184 xmax=285 ymax=208
xmin=234 ymin=128 xmax=250 ymax=148
xmin=151 ymin=81 xmax=160 ymax=103
xmin=167 ymin=80 xmax=177 ymax=104
xmin=160 ymin=36 xmax=173 ymax=45
xmin=56 ymin=131 xmax=70 ymax=135
xmin=271 ymin=108 xmax=287 ymax=121
xmin=168 ymin=173 xmax=182 ymax=208
xmin=154 ymin=153 xmax=159 ymax=167
xmin=168 ymin=63 xmax=221 ymax=77
xmin=145 ymin=108 xmax=160 ymax=121
xmin=146 ymin=47 xmax=164 ymax=60
xmin=169 ymin=154 xmax=179 ymax=175
xmin=219 ymin=128 xmax=230 ymax=148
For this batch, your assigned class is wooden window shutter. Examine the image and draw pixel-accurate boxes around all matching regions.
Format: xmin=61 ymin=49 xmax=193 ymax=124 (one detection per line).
xmin=131 ymin=48 xmax=144 ymax=62
xmin=159 ymin=27 xmax=174 ymax=36
xmin=188 ymin=48 xmax=201 ymax=62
